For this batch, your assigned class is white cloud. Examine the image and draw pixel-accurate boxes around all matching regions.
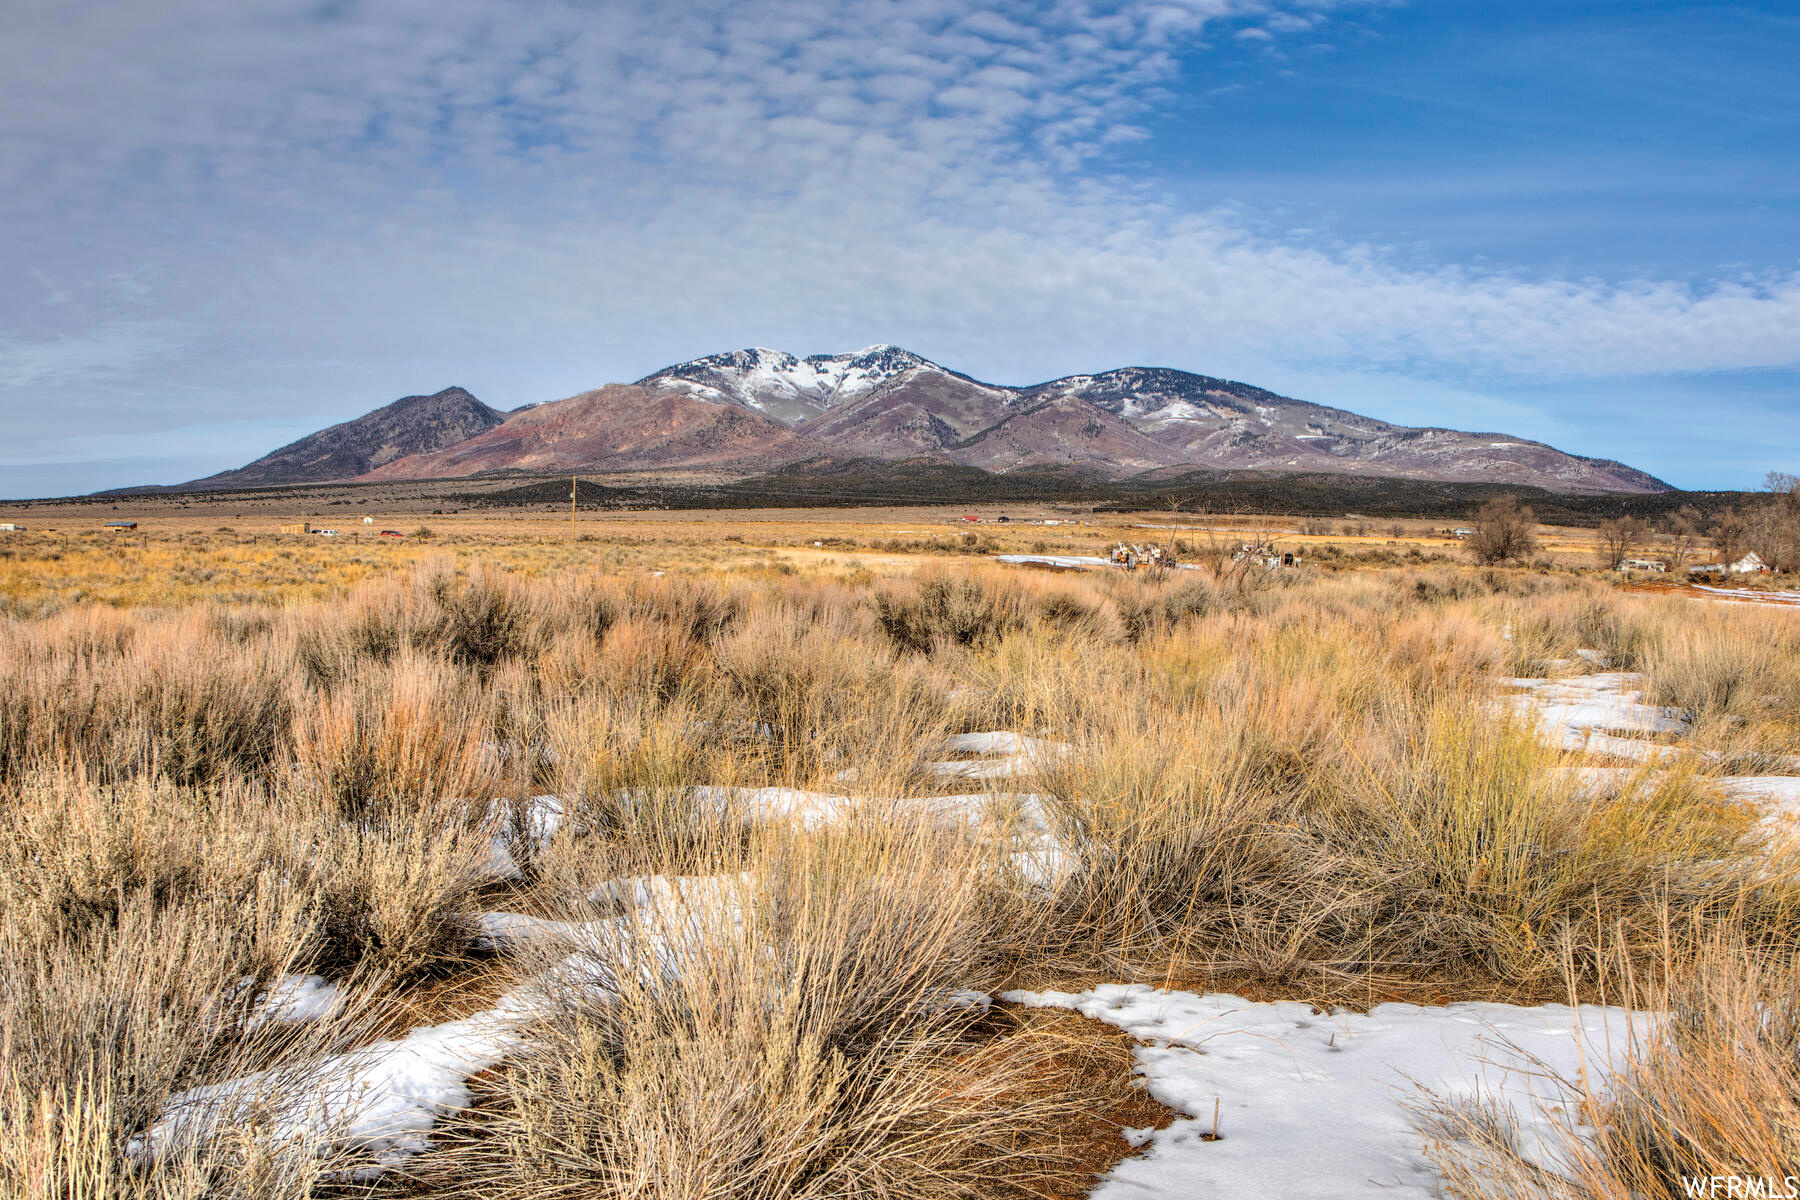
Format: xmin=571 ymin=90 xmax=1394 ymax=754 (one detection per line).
xmin=2 ymin=0 xmax=1798 ymax=492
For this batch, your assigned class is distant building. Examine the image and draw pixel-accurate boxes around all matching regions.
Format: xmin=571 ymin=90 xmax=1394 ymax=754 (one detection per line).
xmin=1233 ymin=541 xmax=1302 ymax=570
xmin=1732 ymin=552 xmax=1770 ymax=574
xmin=280 ymin=522 xmax=312 ymax=534
xmin=0 ymin=523 xmax=22 ymax=532
xmin=104 ymin=521 xmax=137 ymax=531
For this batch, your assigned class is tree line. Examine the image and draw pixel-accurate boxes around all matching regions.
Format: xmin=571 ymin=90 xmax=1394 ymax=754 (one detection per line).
xmin=1468 ymin=473 xmax=1800 ymax=571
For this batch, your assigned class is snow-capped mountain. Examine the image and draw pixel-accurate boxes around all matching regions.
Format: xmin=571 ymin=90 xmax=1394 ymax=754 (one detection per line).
xmin=636 ymin=345 xmax=943 ymax=426
xmin=184 ymin=346 xmax=1671 ymax=493
xmin=636 ymin=348 xmax=1669 ymax=491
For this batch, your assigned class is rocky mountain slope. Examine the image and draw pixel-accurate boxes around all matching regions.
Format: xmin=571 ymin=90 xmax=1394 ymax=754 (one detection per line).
xmin=185 ymin=347 xmax=1671 ymax=493
xmin=188 ymin=386 xmax=504 ymax=489
xmin=360 ymin=386 xmax=812 ymax=480
xmin=640 ymin=348 xmax=1666 ymax=492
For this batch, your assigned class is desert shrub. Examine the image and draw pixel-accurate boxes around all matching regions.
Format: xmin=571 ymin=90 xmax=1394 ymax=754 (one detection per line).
xmin=1641 ymin=620 xmax=1800 ymax=722
xmin=413 ymin=563 xmax=540 ymax=670
xmin=872 ymin=570 xmax=1031 ymax=654
xmin=0 ymin=774 xmax=254 ymax=937
xmin=432 ymin=823 xmax=1085 ymax=1200
xmin=293 ymin=582 xmax=406 ymax=686
xmin=0 ymin=611 xmax=290 ymax=787
xmin=286 ymin=652 xmax=498 ymax=820
xmin=293 ymin=807 xmax=487 ymax=982
xmin=0 ymin=895 xmax=354 ymax=1200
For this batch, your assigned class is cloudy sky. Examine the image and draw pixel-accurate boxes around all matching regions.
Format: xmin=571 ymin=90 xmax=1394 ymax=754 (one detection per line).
xmin=4 ymin=0 xmax=1797 ymax=496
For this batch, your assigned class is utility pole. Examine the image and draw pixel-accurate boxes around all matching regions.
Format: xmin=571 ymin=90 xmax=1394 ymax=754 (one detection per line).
xmin=570 ymin=474 xmax=577 ymax=541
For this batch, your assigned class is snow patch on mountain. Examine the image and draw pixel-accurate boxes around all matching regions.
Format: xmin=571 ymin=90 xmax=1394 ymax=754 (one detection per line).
xmin=639 ymin=345 xmax=932 ymax=423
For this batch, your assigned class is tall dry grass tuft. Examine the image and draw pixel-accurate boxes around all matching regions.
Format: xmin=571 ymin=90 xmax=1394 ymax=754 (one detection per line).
xmin=0 ymin=609 xmax=291 ymax=787
xmin=1421 ymin=935 xmax=1800 ymax=1198
xmin=294 ymin=806 xmax=491 ymax=982
xmin=0 ymin=895 xmax=368 ymax=1200
xmin=873 ymin=569 xmax=1034 ymax=654
xmin=432 ymin=819 xmax=1088 ymax=1200
xmin=286 ymin=651 xmax=500 ymax=820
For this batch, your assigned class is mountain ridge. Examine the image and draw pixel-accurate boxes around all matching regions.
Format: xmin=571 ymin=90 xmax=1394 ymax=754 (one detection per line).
xmin=188 ymin=386 xmax=505 ymax=490
xmin=179 ymin=348 xmax=1672 ymax=494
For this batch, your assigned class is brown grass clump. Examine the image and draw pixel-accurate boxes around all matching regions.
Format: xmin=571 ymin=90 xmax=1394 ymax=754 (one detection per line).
xmin=428 ymin=822 xmax=1100 ymax=1200
xmin=1420 ymin=936 xmax=1800 ymax=1198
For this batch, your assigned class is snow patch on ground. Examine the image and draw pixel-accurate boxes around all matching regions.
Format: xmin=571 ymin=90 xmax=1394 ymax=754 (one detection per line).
xmin=994 ymin=553 xmax=1113 ymax=570
xmin=1004 ymin=984 xmax=1648 ymax=1200
xmin=1504 ymin=671 xmax=1691 ymax=763
xmin=134 ymin=986 xmax=541 ymax=1177
xmin=1693 ymin=585 xmax=1800 ymax=606
xmin=243 ymin=974 xmax=343 ymax=1030
xmin=1505 ymin=672 xmax=1691 ymax=739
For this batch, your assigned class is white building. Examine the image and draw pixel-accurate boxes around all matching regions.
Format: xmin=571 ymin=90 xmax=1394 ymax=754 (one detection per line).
xmin=1732 ymin=552 xmax=1770 ymax=574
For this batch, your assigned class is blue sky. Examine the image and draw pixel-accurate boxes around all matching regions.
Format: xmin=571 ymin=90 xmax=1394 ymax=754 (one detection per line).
xmin=3 ymin=0 xmax=1797 ymax=496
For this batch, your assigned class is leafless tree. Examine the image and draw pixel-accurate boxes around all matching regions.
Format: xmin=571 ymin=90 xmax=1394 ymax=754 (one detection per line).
xmin=1595 ymin=515 xmax=1649 ymax=570
xmin=1748 ymin=472 xmax=1800 ymax=571
xmin=1466 ymin=495 xmax=1538 ymax=564
xmin=1710 ymin=507 xmax=1751 ymax=569
xmin=1661 ymin=505 xmax=1703 ymax=573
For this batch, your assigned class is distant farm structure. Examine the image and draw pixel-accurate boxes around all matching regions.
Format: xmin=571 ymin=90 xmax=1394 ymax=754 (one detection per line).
xmin=103 ymin=521 xmax=137 ymax=531
xmin=1233 ymin=540 xmax=1302 ymax=570
xmin=280 ymin=522 xmax=313 ymax=534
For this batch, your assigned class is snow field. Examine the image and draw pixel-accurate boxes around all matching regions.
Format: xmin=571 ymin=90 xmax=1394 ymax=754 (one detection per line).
xmin=1006 ymin=985 xmax=1648 ymax=1200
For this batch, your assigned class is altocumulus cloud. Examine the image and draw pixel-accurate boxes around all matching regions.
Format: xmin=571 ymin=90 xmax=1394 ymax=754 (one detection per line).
xmin=3 ymin=0 xmax=1799 ymax=489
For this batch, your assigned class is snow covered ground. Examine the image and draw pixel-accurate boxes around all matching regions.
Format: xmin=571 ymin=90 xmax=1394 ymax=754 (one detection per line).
xmin=133 ymin=984 xmax=539 ymax=1177
xmin=994 ymin=553 xmax=1114 ymax=570
xmin=1692 ymin=585 xmax=1800 ymax=606
xmin=1504 ymin=671 xmax=1691 ymax=764
xmin=133 ymin=704 xmax=1718 ymax=1192
xmin=141 ymin=728 xmax=1076 ymax=1178
xmin=1006 ymin=984 xmax=1648 ymax=1200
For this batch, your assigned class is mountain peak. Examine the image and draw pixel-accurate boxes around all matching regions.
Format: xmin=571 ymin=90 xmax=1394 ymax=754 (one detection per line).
xmin=187 ymin=385 xmax=504 ymax=490
xmin=638 ymin=345 xmax=939 ymax=424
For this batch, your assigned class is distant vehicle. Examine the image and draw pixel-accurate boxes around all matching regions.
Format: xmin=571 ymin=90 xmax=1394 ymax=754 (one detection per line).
xmin=379 ymin=530 xmax=404 ymax=538
xmin=314 ymin=529 xmax=340 ymax=537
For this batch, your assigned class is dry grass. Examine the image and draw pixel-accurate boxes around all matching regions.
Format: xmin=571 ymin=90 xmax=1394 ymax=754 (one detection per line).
xmin=1420 ymin=937 xmax=1800 ymax=1198
xmin=3 ymin=548 xmax=1800 ymax=1196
